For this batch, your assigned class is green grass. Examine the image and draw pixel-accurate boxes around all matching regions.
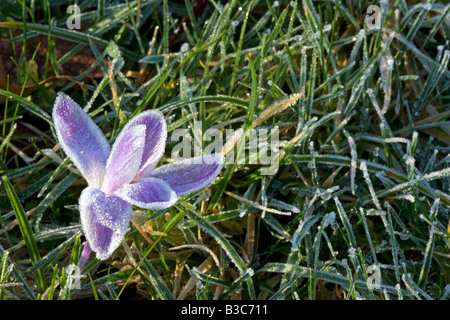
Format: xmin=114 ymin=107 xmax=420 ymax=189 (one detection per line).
xmin=0 ymin=0 xmax=449 ymax=300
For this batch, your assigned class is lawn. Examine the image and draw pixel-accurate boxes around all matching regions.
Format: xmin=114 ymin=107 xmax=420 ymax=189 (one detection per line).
xmin=0 ymin=0 xmax=449 ymax=301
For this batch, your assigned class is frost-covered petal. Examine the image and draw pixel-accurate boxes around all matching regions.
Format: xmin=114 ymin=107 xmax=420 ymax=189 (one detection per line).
xmin=79 ymin=187 xmax=132 ymax=261
xmin=150 ymin=154 xmax=224 ymax=196
xmin=124 ymin=110 xmax=167 ymax=178
xmin=102 ymin=124 xmax=146 ymax=194
xmin=53 ymin=93 xmax=110 ymax=188
xmin=114 ymin=177 xmax=177 ymax=210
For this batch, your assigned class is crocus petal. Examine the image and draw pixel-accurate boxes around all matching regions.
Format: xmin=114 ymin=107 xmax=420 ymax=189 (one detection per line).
xmin=53 ymin=93 xmax=110 ymax=188
xmin=114 ymin=177 xmax=177 ymax=210
xmin=102 ymin=124 xmax=146 ymax=194
xmin=78 ymin=242 xmax=92 ymax=269
xmin=150 ymin=154 xmax=224 ymax=196
xmin=79 ymin=187 xmax=132 ymax=261
xmin=124 ymin=110 xmax=167 ymax=178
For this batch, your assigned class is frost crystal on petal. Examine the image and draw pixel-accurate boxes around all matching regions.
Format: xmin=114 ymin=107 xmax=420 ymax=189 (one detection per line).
xmin=53 ymin=93 xmax=110 ymax=188
xmin=125 ymin=110 xmax=167 ymax=178
xmin=114 ymin=177 xmax=177 ymax=210
xmin=151 ymin=154 xmax=224 ymax=196
xmin=79 ymin=187 xmax=132 ymax=260
xmin=102 ymin=124 xmax=146 ymax=194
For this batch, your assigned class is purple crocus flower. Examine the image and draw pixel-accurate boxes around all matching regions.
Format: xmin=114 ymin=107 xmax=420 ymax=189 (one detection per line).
xmin=53 ymin=93 xmax=223 ymax=265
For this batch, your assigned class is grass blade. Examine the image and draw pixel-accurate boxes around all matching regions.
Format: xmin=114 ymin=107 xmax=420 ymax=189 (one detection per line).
xmin=2 ymin=175 xmax=46 ymax=293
